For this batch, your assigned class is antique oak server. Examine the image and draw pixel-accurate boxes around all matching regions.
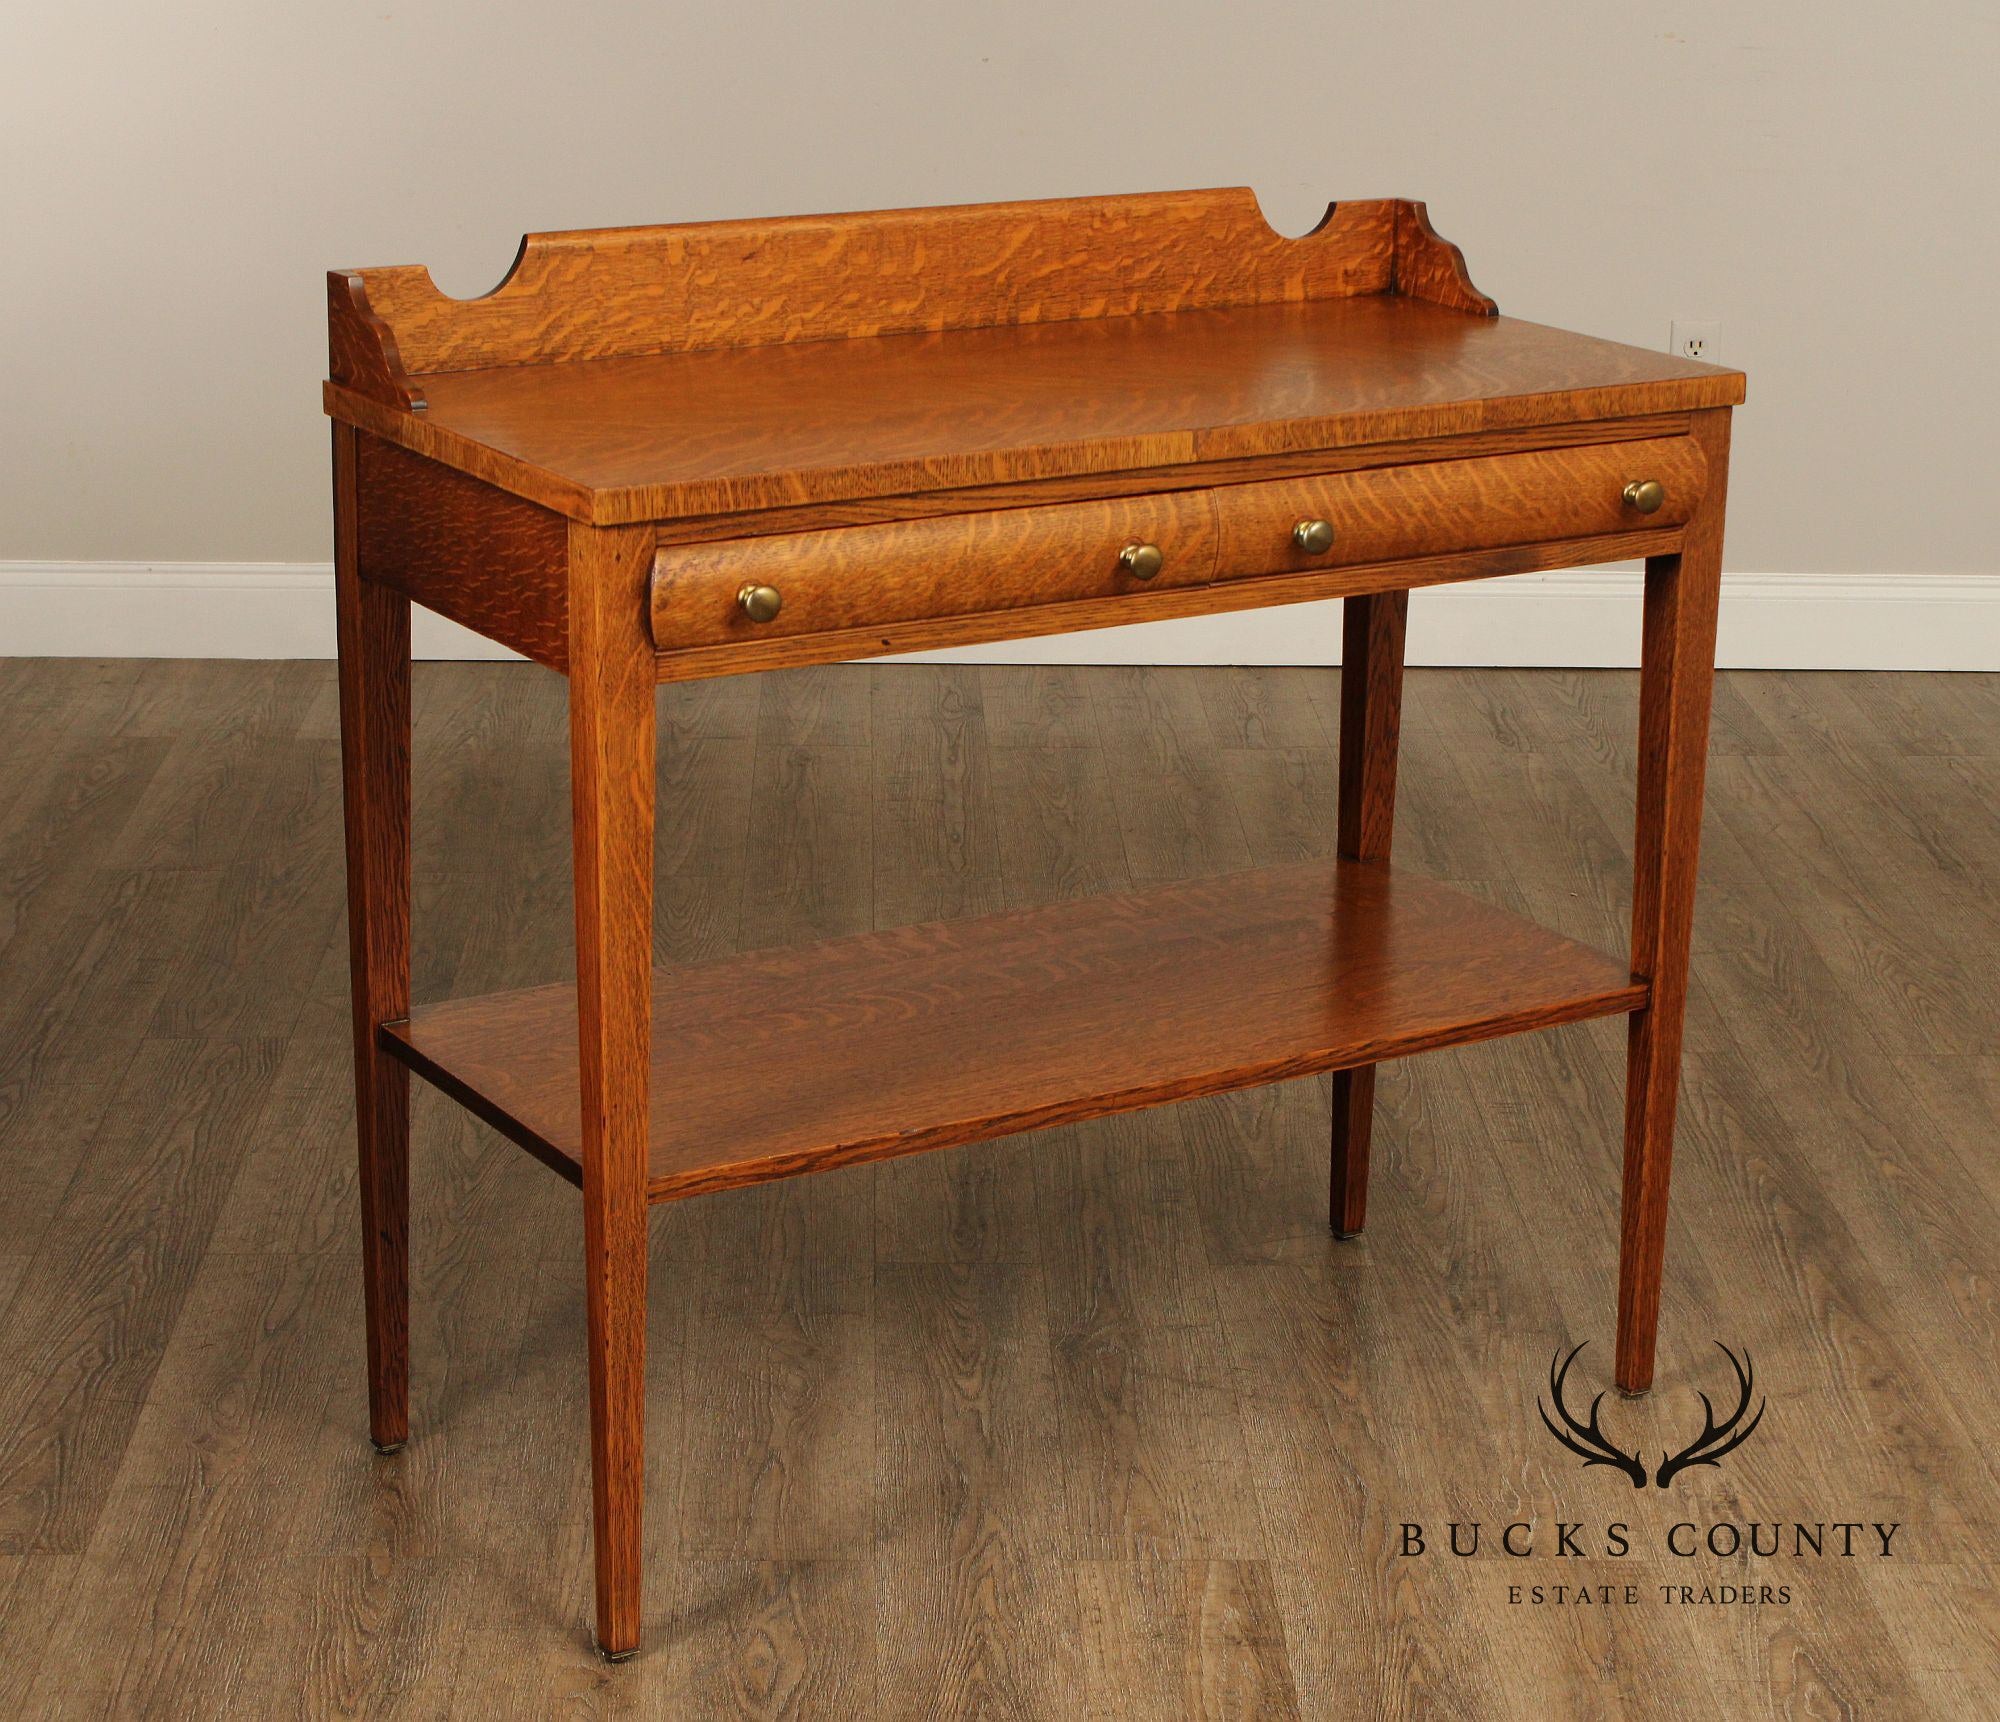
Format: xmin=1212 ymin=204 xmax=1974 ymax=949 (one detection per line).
xmin=323 ymin=189 xmax=1743 ymax=1658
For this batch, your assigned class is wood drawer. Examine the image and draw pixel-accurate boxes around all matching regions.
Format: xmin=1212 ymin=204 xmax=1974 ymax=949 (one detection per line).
xmin=649 ymin=435 xmax=1705 ymax=656
xmin=1211 ymin=436 xmax=1706 ymax=580
xmin=650 ymin=489 xmax=1216 ymax=651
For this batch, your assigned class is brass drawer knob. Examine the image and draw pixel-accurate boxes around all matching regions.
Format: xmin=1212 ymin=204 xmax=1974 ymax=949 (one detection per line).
xmin=1623 ymin=479 xmax=1666 ymax=514
xmin=1119 ymin=542 xmax=1164 ymax=580
xmin=1292 ymin=518 xmax=1336 ymax=554
xmin=737 ymin=582 xmax=783 ymax=623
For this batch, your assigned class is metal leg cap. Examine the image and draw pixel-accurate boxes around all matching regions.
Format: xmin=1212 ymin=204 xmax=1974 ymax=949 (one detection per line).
xmin=1614 ymin=1384 xmax=1651 ymax=1400
xmin=1333 ymin=1229 xmax=1364 ymax=1241
xmin=594 ymin=1640 xmax=639 ymax=1664
xmin=369 ymin=1438 xmax=407 ymax=1456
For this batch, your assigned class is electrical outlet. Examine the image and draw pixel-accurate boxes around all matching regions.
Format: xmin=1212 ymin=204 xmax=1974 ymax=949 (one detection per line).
xmin=1671 ymin=319 xmax=1720 ymax=363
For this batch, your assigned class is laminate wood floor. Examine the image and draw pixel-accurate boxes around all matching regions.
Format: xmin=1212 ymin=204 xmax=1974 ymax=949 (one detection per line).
xmin=0 ymin=657 xmax=1993 ymax=1719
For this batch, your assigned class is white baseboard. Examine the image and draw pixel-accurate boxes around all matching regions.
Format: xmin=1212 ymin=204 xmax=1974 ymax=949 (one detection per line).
xmin=2 ymin=562 xmax=1996 ymax=670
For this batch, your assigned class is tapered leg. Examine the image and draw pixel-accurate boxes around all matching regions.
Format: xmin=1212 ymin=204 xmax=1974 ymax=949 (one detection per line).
xmin=567 ymin=522 xmax=658 ymax=1658
xmin=1616 ymin=410 xmax=1731 ymax=1394
xmin=1330 ymin=587 xmax=1408 ymax=1237
xmin=332 ymin=424 xmax=413 ymax=1453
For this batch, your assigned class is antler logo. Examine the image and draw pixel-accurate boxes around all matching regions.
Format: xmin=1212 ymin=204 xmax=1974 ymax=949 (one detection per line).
xmin=1538 ymin=1343 xmax=1648 ymax=1487
xmin=1538 ymin=1341 xmax=1766 ymax=1490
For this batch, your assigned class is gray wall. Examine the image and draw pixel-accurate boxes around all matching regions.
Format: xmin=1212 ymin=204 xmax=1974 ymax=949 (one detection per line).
xmin=5 ymin=1 xmax=1996 ymax=579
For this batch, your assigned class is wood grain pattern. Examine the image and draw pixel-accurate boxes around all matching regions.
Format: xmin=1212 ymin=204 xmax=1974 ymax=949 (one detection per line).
xmin=320 ymin=384 xmax=596 ymax=520
xmin=649 ymin=529 xmax=1684 ymax=683
xmin=339 ymin=190 xmax=1404 ymax=378
xmin=1616 ymin=407 xmax=1732 ymax=1394
xmin=380 ymin=859 xmax=1647 ymax=1203
xmin=642 ymin=413 xmax=1697 ymax=546
xmin=312 ymin=186 xmax=1744 ymax=1663
xmin=1329 ymin=589 xmax=1409 ymax=1238
xmin=651 ymin=489 xmax=1217 ymax=650
xmin=645 ymin=437 xmax=1698 ymax=662
xmin=326 ymin=387 xmax=1694 ymax=535
xmin=355 ymin=435 xmax=569 ymax=670
xmin=327 ymin=273 xmax=425 ymax=413
xmin=1393 ymin=200 xmax=1498 ymax=315
xmin=563 ymin=521 xmax=658 ymax=1658
xmin=8 ymin=661 xmax=1994 ymax=1716
xmin=323 ymin=189 xmax=1740 ymax=528
xmin=359 ymin=297 xmax=1742 ymax=525
xmin=1212 ymin=435 xmax=1703 ymax=579
xmin=330 ymin=424 xmax=412 ymax=1454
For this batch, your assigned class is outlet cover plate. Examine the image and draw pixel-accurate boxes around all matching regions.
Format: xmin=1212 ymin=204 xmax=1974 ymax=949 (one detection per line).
xmin=1671 ymin=319 xmax=1720 ymax=363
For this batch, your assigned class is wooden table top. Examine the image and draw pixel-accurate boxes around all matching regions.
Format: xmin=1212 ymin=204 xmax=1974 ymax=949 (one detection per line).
xmin=405 ymin=297 xmax=1739 ymax=521
xmin=323 ymin=190 xmax=1744 ymax=525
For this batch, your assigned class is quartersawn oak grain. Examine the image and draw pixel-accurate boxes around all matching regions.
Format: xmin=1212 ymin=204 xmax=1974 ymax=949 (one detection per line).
xmin=319 ymin=189 xmax=1744 ymax=1659
xmin=331 ymin=424 xmax=413 ymax=1454
xmin=327 ymin=272 xmax=423 ymax=413
xmin=333 ymin=298 xmax=1742 ymax=526
xmin=640 ymin=414 xmax=1697 ymax=546
xmin=648 ymin=435 xmax=1704 ymax=656
xmin=651 ymin=489 xmax=1218 ymax=651
xmin=563 ymin=521 xmax=658 ymax=1659
xmin=356 ymin=435 xmax=569 ymax=671
xmin=646 ymin=529 xmax=1684 ymax=684
xmin=339 ymin=191 xmax=1423 ymax=376
xmin=1615 ymin=407 xmax=1733 ymax=1393
xmin=1211 ymin=435 xmax=1704 ymax=579
xmin=379 ymin=858 xmax=1648 ymax=1203
xmin=322 ymin=190 xmax=1742 ymax=525
xmin=1392 ymin=201 xmax=1496 ymax=315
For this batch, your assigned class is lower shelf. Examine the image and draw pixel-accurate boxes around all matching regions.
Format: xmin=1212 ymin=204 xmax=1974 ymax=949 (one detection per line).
xmin=380 ymin=859 xmax=1646 ymax=1203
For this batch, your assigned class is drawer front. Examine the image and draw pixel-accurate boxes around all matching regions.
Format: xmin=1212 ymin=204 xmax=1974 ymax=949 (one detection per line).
xmin=1212 ymin=436 xmax=1707 ymax=581
xmin=651 ymin=490 xmax=1217 ymax=651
